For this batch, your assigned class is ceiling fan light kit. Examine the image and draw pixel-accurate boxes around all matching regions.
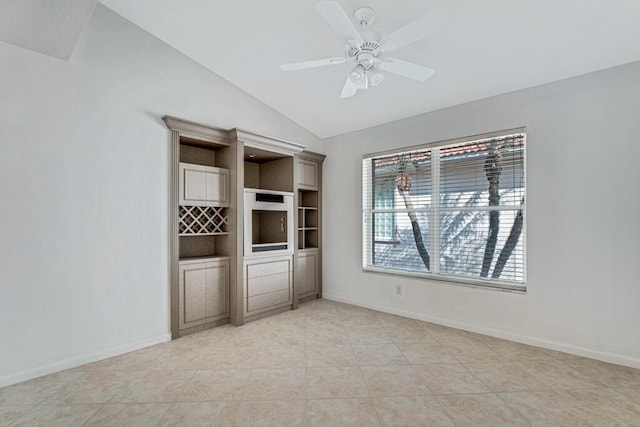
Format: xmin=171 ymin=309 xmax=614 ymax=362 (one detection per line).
xmin=280 ymin=1 xmax=452 ymax=98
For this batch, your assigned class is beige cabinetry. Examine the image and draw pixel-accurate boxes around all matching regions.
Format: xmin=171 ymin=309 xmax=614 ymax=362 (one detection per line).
xmin=179 ymin=162 xmax=229 ymax=207
xmin=296 ymin=249 xmax=318 ymax=298
xmin=298 ymin=158 xmax=319 ymax=191
xmin=165 ymin=115 xmax=314 ymax=334
xmin=178 ymin=257 xmax=230 ymax=330
xmin=295 ymin=152 xmax=325 ymax=302
xmin=243 ymin=255 xmax=293 ymax=317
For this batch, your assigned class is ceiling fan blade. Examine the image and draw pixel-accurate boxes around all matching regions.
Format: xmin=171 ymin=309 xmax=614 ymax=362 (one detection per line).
xmin=379 ymin=58 xmax=435 ymax=81
xmin=380 ymin=8 xmax=453 ymax=52
xmin=339 ymin=77 xmax=358 ymax=99
xmin=315 ymin=1 xmax=363 ymax=43
xmin=280 ymin=57 xmax=345 ymax=71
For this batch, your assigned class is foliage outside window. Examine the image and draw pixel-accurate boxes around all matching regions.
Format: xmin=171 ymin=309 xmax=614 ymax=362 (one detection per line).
xmin=374 ymin=182 xmax=395 ymax=242
xmin=362 ymin=130 xmax=526 ymax=290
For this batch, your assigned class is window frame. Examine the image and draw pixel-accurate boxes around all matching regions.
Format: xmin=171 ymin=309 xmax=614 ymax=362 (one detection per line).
xmin=362 ymin=128 xmax=527 ymax=293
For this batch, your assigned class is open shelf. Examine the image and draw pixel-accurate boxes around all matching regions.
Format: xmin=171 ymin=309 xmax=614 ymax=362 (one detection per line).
xmin=298 ymin=189 xmax=319 ymax=250
xmin=179 ymin=206 xmax=228 ymax=236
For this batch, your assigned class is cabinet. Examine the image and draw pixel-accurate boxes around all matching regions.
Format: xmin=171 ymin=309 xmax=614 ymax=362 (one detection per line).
xmin=179 ymin=162 xmax=229 ymax=207
xmin=296 ymin=249 xmax=318 ymax=298
xmin=243 ymin=254 xmax=293 ymax=317
xmin=298 ymin=159 xmax=319 ymax=190
xmin=165 ymin=115 xmax=310 ymax=333
xmin=178 ymin=257 xmax=230 ymax=330
xmin=295 ymin=152 xmax=325 ymax=302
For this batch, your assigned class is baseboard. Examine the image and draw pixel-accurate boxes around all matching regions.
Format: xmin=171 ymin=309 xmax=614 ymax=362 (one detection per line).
xmin=0 ymin=333 xmax=172 ymax=388
xmin=323 ymin=292 xmax=640 ymax=369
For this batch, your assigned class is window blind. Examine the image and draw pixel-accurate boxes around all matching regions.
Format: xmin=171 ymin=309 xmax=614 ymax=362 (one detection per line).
xmin=362 ymin=130 xmax=526 ymax=290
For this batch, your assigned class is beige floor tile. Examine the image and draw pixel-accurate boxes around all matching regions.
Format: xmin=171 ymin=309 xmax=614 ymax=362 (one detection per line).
xmin=466 ymin=362 xmax=549 ymax=392
xmin=555 ymin=388 xmax=640 ymax=425
xmin=306 ymin=323 xmax=349 ymax=345
xmin=352 ymin=344 xmax=408 ymax=366
xmin=340 ymin=313 xmax=381 ymax=329
xmin=485 ymin=339 xmax=559 ymax=362
xmin=236 ymin=400 xmax=306 ymax=426
xmin=83 ymin=403 xmax=170 ymax=426
xmin=190 ymin=346 xmax=259 ymax=370
xmin=373 ymin=395 xmax=456 ymax=426
xmin=305 ymin=344 xmax=358 ymax=367
xmin=346 ymin=325 xmax=392 ymax=345
xmin=306 ymin=367 xmax=369 ymax=399
xmin=0 ymin=405 xmax=33 ymax=425
xmin=261 ymin=324 xmax=307 ymax=346
xmin=498 ymin=390 xmax=584 ymax=427
xmin=87 ymin=346 xmax=167 ymax=371
xmin=414 ymin=363 xmax=490 ymax=394
xmin=179 ymin=369 xmax=250 ymax=401
xmin=443 ymin=341 xmax=502 ymax=363
xmin=376 ymin=313 xmax=420 ymax=330
xmin=307 ymin=398 xmax=381 ymax=426
xmin=565 ymin=358 xmax=640 ymax=388
xmin=158 ymin=402 xmax=238 ymax=427
xmin=0 ymin=369 xmax=84 ymax=406
xmin=361 ymin=365 xmax=428 ymax=397
xmin=44 ymin=370 xmax=131 ymax=404
xmin=383 ymin=324 xmax=436 ymax=345
xmin=243 ymin=368 xmax=306 ymax=400
xmin=110 ymin=370 xmax=195 ymax=403
xmin=421 ymin=323 xmax=476 ymax=342
xmin=520 ymin=360 xmax=605 ymax=390
xmin=398 ymin=342 xmax=458 ymax=364
xmin=254 ymin=345 xmax=306 ymax=368
xmin=10 ymin=403 xmax=101 ymax=427
xmin=437 ymin=393 xmax=529 ymax=427
xmin=8 ymin=299 xmax=640 ymax=425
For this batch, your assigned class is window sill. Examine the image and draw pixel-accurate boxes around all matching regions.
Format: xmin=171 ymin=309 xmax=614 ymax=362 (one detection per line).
xmin=363 ymin=266 xmax=526 ymax=294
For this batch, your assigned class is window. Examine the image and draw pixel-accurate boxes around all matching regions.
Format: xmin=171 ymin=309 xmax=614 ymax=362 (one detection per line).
xmin=362 ymin=129 xmax=526 ymax=290
xmin=373 ymin=181 xmax=395 ymax=241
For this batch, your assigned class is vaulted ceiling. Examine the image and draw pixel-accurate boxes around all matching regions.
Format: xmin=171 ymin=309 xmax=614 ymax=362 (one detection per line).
xmin=4 ymin=1 xmax=640 ymax=138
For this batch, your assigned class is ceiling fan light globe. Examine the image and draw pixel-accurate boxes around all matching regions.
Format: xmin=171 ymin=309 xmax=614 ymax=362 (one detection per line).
xmin=369 ymin=70 xmax=385 ymax=86
xmin=349 ymin=64 xmax=366 ymax=83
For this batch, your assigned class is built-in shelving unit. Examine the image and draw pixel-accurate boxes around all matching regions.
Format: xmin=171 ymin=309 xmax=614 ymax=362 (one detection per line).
xmin=164 ymin=115 xmax=319 ymax=335
xmin=295 ymin=151 xmax=325 ymax=302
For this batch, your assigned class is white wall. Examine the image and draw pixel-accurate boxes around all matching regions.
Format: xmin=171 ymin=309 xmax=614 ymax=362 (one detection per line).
xmin=322 ymin=61 xmax=640 ymax=368
xmin=0 ymin=4 xmax=323 ymax=387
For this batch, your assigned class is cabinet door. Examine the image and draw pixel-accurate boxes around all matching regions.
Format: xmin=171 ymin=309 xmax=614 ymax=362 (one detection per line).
xmin=298 ymin=159 xmax=318 ymax=191
xmin=297 ymin=250 xmax=318 ymax=298
xmin=179 ymin=259 xmax=229 ymax=330
xmin=179 ymin=163 xmax=229 ymax=207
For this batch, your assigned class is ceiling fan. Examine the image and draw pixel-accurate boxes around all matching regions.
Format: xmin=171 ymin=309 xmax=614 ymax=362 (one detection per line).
xmin=280 ymin=1 xmax=453 ymax=98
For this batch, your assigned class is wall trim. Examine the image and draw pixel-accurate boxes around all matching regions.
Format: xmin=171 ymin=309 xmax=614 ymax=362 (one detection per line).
xmin=0 ymin=333 xmax=172 ymax=388
xmin=323 ymin=292 xmax=640 ymax=369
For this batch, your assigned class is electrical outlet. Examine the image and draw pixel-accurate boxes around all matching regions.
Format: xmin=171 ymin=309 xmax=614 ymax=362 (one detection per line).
xmin=394 ymin=285 xmax=403 ymax=296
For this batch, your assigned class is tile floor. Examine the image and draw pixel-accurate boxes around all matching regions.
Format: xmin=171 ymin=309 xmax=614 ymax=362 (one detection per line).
xmin=1 ymin=299 xmax=640 ymax=426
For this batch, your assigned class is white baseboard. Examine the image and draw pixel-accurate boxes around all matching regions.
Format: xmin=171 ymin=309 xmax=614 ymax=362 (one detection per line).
xmin=323 ymin=292 xmax=640 ymax=369
xmin=0 ymin=333 xmax=172 ymax=388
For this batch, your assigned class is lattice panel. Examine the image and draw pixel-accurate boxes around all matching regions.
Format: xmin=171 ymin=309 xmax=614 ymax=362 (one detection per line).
xmin=179 ymin=206 xmax=228 ymax=235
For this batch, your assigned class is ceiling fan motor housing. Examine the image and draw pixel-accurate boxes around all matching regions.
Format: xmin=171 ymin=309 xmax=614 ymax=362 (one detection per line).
xmin=346 ymin=40 xmax=382 ymax=69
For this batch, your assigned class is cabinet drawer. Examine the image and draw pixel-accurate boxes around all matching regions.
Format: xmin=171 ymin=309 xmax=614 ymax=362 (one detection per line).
xmin=247 ymin=289 xmax=291 ymax=312
xmin=246 ymin=272 xmax=289 ymax=297
xmin=246 ymin=259 xmax=290 ymax=278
